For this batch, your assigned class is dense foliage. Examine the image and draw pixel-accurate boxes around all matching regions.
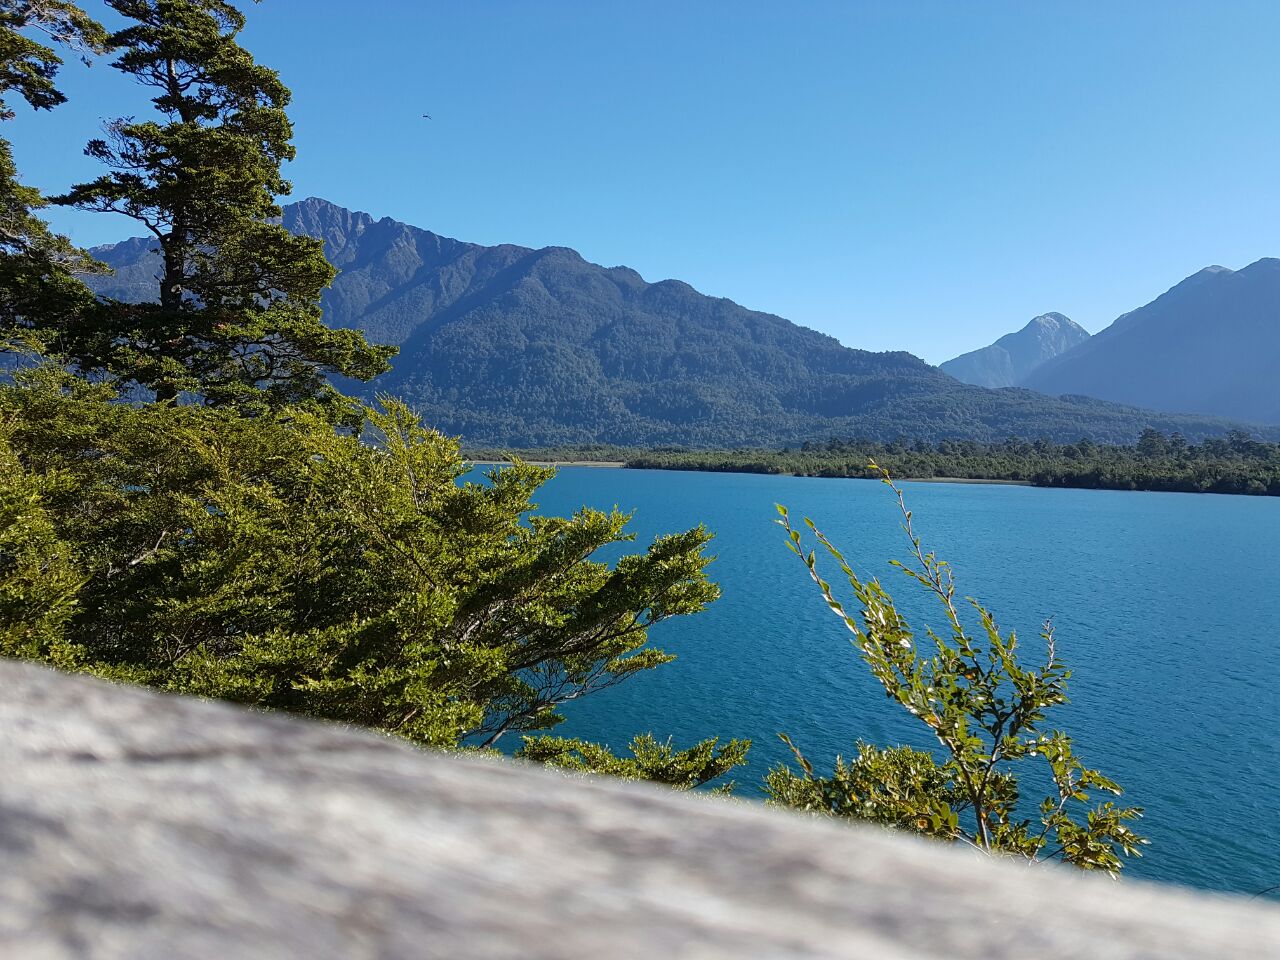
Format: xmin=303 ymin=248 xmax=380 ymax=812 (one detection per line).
xmin=769 ymin=469 xmax=1147 ymax=873
xmin=84 ymin=198 xmax=1273 ymax=446
xmin=1 ymin=365 xmax=730 ymax=754
xmin=0 ymin=1 xmax=745 ymax=790
xmin=43 ymin=0 xmax=392 ymax=412
xmin=517 ymin=733 xmax=750 ymax=792
xmin=623 ymin=429 xmax=1280 ymax=496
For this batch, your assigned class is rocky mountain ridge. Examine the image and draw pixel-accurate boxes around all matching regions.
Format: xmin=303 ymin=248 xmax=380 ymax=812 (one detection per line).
xmin=82 ymin=198 xmax=1268 ymax=444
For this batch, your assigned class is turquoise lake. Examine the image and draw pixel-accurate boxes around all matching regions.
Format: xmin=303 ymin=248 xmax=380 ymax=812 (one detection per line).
xmin=488 ymin=466 xmax=1280 ymax=897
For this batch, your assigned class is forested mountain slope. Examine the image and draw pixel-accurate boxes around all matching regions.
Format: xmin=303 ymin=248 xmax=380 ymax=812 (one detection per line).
xmin=84 ymin=199 xmax=1267 ymax=445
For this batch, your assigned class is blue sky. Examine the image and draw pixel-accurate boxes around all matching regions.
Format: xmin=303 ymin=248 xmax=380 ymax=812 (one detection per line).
xmin=10 ymin=0 xmax=1280 ymax=363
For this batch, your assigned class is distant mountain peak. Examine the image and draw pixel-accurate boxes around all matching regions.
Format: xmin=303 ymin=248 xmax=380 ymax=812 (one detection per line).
xmin=294 ymin=195 xmax=347 ymax=212
xmin=288 ymin=195 xmax=374 ymax=226
xmin=1171 ymin=264 xmax=1234 ymax=291
xmin=1024 ymin=258 xmax=1280 ymax=423
xmin=1241 ymin=257 xmax=1280 ymax=275
xmin=941 ymin=312 xmax=1090 ymax=388
xmin=1025 ymin=312 xmax=1073 ymax=328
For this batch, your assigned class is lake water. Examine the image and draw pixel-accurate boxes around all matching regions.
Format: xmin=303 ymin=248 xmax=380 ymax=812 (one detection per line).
xmin=490 ymin=466 xmax=1280 ymax=897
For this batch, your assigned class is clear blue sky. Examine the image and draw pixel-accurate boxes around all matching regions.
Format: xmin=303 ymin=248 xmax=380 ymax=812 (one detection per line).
xmin=10 ymin=0 xmax=1280 ymax=363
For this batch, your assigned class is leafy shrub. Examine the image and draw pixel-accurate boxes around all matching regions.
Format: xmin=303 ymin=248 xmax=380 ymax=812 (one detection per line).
xmin=0 ymin=365 xmax=735 ymax=765
xmin=769 ymin=465 xmax=1147 ymax=873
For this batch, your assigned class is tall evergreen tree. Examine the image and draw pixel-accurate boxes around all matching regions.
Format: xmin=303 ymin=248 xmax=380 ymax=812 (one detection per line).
xmin=52 ymin=0 xmax=392 ymax=410
xmin=0 ymin=1 xmax=105 ymax=119
xmin=0 ymin=1 xmax=107 ymax=336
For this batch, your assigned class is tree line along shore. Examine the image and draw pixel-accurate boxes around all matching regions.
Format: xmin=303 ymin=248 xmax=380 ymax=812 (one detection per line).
xmin=466 ymin=429 xmax=1280 ymax=497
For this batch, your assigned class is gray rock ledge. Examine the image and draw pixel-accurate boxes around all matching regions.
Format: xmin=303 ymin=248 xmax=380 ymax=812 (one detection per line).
xmin=1 ymin=659 xmax=1277 ymax=959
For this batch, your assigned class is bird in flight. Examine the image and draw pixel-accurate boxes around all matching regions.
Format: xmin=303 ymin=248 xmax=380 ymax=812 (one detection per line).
xmin=422 ymin=113 xmax=432 ymax=120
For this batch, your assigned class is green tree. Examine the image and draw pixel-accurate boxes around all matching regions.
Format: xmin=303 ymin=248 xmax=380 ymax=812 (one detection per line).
xmin=0 ymin=430 xmax=83 ymax=665
xmin=0 ymin=2 xmax=106 ymax=116
xmin=0 ymin=1 xmax=746 ymax=794
xmin=517 ymin=733 xmax=750 ymax=792
xmin=766 ymin=741 xmax=964 ymax=836
xmin=1 ymin=364 xmax=728 ymax=757
xmin=50 ymin=0 xmax=392 ymax=411
xmin=0 ymin=1 xmax=107 ymax=337
xmin=1136 ymin=428 xmax=1168 ymax=458
xmin=769 ymin=465 xmax=1146 ymax=874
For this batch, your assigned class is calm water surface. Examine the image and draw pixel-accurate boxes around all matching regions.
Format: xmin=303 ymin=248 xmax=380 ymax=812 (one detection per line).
xmin=488 ymin=466 xmax=1280 ymax=896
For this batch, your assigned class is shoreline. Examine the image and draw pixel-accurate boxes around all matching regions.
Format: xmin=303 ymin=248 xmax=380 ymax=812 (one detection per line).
xmin=465 ymin=460 xmax=625 ymax=468
xmin=463 ymin=460 xmax=1275 ymax=497
xmin=468 ymin=461 xmax=1029 ymax=483
xmin=899 ymin=476 xmax=1033 ymax=485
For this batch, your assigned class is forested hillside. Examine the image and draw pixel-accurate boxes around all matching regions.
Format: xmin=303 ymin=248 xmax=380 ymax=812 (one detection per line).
xmin=622 ymin=429 xmax=1280 ymax=496
xmin=85 ymin=199 xmax=1270 ymax=445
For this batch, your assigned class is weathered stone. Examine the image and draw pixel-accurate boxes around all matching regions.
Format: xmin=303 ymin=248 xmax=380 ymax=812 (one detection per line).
xmin=1 ymin=659 xmax=1276 ymax=959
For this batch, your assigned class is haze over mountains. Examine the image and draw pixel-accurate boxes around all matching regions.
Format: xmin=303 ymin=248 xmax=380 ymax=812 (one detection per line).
xmin=941 ymin=313 xmax=1091 ymax=388
xmin=942 ymin=261 xmax=1280 ymax=425
xmin=1023 ymin=259 xmax=1280 ymax=424
xmin=84 ymin=198 xmax=1272 ymax=446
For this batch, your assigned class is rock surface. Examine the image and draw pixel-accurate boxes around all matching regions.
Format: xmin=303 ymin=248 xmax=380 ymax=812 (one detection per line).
xmin=2 ymin=658 xmax=1278 ymax=959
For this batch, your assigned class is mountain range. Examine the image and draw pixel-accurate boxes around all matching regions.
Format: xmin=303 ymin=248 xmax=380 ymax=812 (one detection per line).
xmin=941 ymin=313 xmax=1091 ymax=388
xmin=1022 ymin=260 xmax=1280 ymax=424
xmin=941 ymin=261 xmax=1280 ymax=425
xmin=83 ymin=198 xmax=1270 ymax=446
